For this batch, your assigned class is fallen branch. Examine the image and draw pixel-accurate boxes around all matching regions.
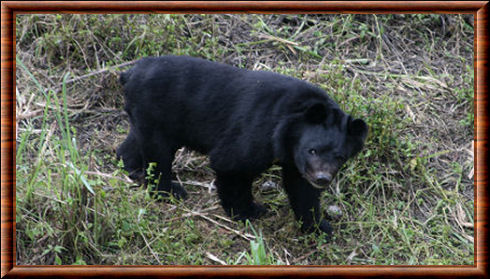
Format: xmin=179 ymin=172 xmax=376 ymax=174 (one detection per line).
xmin=259 ymin=33 xmax=299 ymax=46
xmin=138 ymin=228 xmax=163 ymax=265
xmin=205 ymin=252 xmax=227 ymax=265
xmin=57 ymin=60 xmax=138 ymax=87
xmin=85 ymin=170 xmax=133 ymax=183
xmin=182 ymin=208 xmax=255 ymax=241
xmin=17 ymin=109 xmax=43 ymax=120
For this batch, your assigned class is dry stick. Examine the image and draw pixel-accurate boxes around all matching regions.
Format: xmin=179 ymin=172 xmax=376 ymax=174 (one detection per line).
xmin=337 ymin=35 xmax=358 ymax=49
xmin=138 ymin=227 xmax=163 ymax=265
xmin=451 ymin=205 xmax=474 ymax=243
xmin=17 ymin=109 xmax=43 ymax=120
xmin=177 ymin=179 xmax=215 ymax=191
xmin=134 ymin=230 xmax=166 ymax=256
xmin=166 ymin=205 xmax=221 ymax=223
xmin=205 ymin=252 xmax=227 ymax=265
xmin=294 ymin=248 xmax=318 ymax=263
xmin=181 ymin=208 xmax=255 ymax=241
xmin=455 ymin=203 xmax=474 ymax=229
xmin=259 ymin=33 xmax=299 ymax=46
xmin=283 ymin=248 xmax=291 ymax=265
xmin=213 ymin=214 xmax=235 ymax=224
xmin=85 ymin=170 xmax=133 ymax=183
xmin=295 ymin=244 xmax=328 ymax=263
xmin=58 ymin=60 xmax=138 ymax=87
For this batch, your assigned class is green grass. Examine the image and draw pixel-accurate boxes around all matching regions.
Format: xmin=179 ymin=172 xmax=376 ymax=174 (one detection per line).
xmin=15 ymin=14 xmax=474 ymax=265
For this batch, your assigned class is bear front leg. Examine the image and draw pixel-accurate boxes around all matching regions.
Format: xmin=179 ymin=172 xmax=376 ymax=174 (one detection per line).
xmin=282 ymin=165 xmax=333 ymax=239
xmin=215 ymin=172 xmax=267 ymax=221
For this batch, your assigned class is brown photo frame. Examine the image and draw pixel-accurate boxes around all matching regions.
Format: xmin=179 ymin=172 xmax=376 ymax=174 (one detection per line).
xmin=1 ymin=1 xmax=488 ymax=277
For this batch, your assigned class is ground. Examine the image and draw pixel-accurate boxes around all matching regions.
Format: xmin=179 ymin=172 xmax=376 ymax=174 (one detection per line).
xmin=15 ymin=14 xmax=474 ymax=265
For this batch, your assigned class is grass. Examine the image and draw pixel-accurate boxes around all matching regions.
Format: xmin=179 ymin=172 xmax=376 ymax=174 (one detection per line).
xmin=15 ymin=14 xmax=474 ymax=265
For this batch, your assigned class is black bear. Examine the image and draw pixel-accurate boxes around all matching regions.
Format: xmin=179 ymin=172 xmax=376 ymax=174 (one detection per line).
xmin=117 ymin=56 xmax=368 ymax=238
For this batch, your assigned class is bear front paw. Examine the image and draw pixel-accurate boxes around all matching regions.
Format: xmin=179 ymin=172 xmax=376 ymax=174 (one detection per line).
xmin=250 ymin=202 xmax=268 ymax=218
xmin=155 ymin=183 xmax=189 ymax=201
xmin=318 ymin=219 xmax=333 ymax=240
xmin=227 ymin=202 xmax=268 ymax=221
xmin=301 ymin=219 xmax=333 ymax=241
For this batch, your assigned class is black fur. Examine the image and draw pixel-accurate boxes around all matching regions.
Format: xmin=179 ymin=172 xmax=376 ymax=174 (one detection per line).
xmin=117 ymin=56 xmax=368 ymax=239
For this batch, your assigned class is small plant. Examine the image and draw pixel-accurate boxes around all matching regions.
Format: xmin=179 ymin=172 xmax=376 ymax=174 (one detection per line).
xmin=235 ymin=221 xmax=282 ymax=265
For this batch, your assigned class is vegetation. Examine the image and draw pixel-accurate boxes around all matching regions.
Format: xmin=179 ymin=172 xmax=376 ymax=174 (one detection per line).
xmin=16 ymin=14 xmax=474 ymax=265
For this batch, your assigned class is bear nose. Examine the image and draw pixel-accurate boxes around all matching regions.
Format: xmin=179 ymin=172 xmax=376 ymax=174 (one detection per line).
xmin=315 ymin=172 xmax=332 ymax=186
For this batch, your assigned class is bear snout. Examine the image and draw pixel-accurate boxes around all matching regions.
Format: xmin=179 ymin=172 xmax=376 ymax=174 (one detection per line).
xmin=304 ymin=170 xmax=332 ymax=189
xmin=313 ymin=171 xmax=332 ymax=186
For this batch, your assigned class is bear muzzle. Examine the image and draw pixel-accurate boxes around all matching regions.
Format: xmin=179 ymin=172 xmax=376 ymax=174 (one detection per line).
xmin=304 ymin=171 xmax=333 ymax=189
xmin=314 ymin=172 xmax=332 ymax=186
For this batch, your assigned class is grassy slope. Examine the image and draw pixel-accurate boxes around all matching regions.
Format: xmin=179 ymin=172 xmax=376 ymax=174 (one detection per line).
xmin=15 ymin=14 xmax=474 ymax=265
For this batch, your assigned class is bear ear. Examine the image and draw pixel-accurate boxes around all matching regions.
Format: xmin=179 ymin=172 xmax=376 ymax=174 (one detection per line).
xmin=348 ymin=117 xmax=368 ymax=141
xmin=305 ymin=103 xmax=327 ymax=124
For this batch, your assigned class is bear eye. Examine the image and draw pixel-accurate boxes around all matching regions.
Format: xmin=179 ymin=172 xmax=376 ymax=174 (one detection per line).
xmin=308 ymin=149 xmax=317 ymax=155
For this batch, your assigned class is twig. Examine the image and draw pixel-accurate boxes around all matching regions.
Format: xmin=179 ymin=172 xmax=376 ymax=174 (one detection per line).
xmin=182 ymin=208 xmax=255 ymax=241
xmin=17 ymin=109 xmax=43 ymax=120
xmin=166 ymin=205 xmax=221 ymax=222
xmin=205 ymin=252 xmax=227 ymax=265
xmin=466 ymin=141 xmax=474 ymax=179
xmin=138 ymin=228 xmax=163 ymax=265
xmin=85 ymin=170 xmax=133 ymax=183
xmin=212 ymin=214 xmax=235 ymax=224
xmin=259 ymin=33 xmax=299 ymax=46
xmin=294 ymin=247 xmax=318 ymax=262
xmin=346 ymin=248 xmax=358 ymax=264
xmin=58 ymin=60 xmax=138 ymax=87
xmin=178 ymin=179 xmax=215 ymax=192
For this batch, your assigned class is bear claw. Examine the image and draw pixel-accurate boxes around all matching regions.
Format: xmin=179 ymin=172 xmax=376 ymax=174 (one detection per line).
xmin=301 ymin=219 xmax=333 ymax=241
xmin=228 ymin=202 xmax=268 ymax=221
xmin=154 ymin=183 xmax=189 ymax=201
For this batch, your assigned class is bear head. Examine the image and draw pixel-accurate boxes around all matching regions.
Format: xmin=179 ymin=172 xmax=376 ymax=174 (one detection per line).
xmin=274 ymin=101 xmax=368 ymax=189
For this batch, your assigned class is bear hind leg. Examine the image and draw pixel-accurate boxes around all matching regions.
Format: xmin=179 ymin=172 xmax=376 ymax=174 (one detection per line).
xmin=139 ymin=134 xmax=188 ymax=200
xmin=116 ymin=129 xmax=145 ymax=182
